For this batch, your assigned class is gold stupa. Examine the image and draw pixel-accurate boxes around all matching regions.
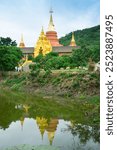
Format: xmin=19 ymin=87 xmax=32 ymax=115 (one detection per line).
xmin=34 ymin=27 xmax=52 ymax=57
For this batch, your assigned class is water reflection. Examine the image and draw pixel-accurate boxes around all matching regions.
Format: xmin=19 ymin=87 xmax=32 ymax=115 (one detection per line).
xmin=36 ymin=118 xmax=59 ymax=145
xmin=0 ymin=91 xmax=100 ymax=150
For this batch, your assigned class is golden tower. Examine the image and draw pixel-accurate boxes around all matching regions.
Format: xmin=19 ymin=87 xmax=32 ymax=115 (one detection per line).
xmin=19 ymin=34 xmax=25 ymax=48
xmin=70 ymin=32 xmax=76 ymax=46
xmin=34 ymin=27 xmax=52 ymax=57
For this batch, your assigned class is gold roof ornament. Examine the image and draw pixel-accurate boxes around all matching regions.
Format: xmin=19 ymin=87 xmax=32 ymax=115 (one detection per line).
xmin=70 ymin=32 xmax=76 ymax=46
xmin=19 ymin=34 xmax=25 ymax=48
xmin=34 ymin=27 xmax=52 ymax=57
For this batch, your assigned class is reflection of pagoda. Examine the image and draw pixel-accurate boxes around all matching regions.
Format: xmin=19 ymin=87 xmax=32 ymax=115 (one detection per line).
xmin=19 ymin=104 xmax=30 ymax=130
xmin=20 ymin=116 xmax=25 ymax=131
xmin=46 ymin=119 xmax=59 ymax=145
xmin=36 ymin=117 xmax=48 ymax=139
xmin=36 ymin=117 xmax=59 ymax=145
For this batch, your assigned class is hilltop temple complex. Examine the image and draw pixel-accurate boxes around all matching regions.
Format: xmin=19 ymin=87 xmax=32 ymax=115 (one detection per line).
xmin=19 ymin=8 xmax=80 ymax=58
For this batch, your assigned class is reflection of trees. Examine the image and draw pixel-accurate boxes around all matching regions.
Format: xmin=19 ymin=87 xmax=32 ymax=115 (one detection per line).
xmin=67 ymin=123 xmax=100 ymax=144
xmin=0 ymin=100 xmax=22 ymax=130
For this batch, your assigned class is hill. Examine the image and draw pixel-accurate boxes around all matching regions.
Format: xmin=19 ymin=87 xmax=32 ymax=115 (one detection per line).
xmin=59 ymin=25 xmax=100 ymax=47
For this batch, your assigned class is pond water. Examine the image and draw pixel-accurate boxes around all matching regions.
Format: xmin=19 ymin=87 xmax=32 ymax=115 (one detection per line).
xmin=0 ymin=90 xmax=100 ymax=150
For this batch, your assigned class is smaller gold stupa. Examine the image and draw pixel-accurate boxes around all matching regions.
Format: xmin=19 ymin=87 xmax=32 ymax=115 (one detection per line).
xmin=34 ymin=27 xmax=52 ymax=57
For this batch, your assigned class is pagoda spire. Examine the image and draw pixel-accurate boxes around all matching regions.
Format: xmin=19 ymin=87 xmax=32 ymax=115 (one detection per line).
xmin=70 ymin=32 xmax=76 ymax=46
xmin=19 ymin=34 xmax=25 ymax=48
xmin=41 ymin=26 xmax=44 ymax=35
xmin=46 ymin=8 xmax=62 ymax=46
xmin=48 ymin=8 xmax=55 ymax=31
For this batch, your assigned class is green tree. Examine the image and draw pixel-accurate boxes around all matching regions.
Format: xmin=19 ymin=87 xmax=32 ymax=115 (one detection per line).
xmin=0 ymin=46 xmax=22 ymax=71
xmin=71 ymin=46 xmax=89 ymax=66
xmin=71 ymin=44 xmax=100 ymax=67
xmin=0 ymin=37 xmax=17 ymax=46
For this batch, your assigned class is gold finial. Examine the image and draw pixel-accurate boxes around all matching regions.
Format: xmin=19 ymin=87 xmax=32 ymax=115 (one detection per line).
xmin=70 ymin=32 xmax=76 ymax=46
xmin=41 ymin=26 xmax=44 ymax=34
xmin=72 ymin=32 xmax=75 ymax=42
xmin=19 ymin=34 xmax=25 ymax=48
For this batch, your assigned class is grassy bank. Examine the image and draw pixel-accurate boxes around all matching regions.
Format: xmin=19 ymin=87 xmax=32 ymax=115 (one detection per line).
xmin=0 ymin=69 xmax=100 ymax=98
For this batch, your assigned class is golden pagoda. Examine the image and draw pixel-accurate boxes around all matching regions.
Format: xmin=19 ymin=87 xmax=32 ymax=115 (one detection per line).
xmin=34 ymin=27 xmax=52 ymax=57
xmin=36 ymin=117 xmax=48 ymax=140
xmin=19 ymin=34 xmax=25 ymax=48
xmin=46 ymin=119 xmax=59 ymax=145
xmin=70 ymin=32 xmax=76 ymax=46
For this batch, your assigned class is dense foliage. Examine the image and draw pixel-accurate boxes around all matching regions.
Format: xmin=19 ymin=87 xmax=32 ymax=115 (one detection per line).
xmin=0 ymin=46 xmax=22 ymax=71
xmin=32 ymin=52 xmax=74 ymax=72
xmin=0 ymin=37 xmax=17 ymax=46
xmin=0 ymin=37 xmax=22 ymax=71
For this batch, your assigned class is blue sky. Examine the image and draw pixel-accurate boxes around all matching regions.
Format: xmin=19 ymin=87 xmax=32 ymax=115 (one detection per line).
xmin=0 ymin=0 xmax=100 ymax=46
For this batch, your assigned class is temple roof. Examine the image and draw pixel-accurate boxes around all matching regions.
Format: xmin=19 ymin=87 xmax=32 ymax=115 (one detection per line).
xmin=20 ymin=46 xmax=80 ymax=54
xmin=21 ymin=47 xmax=34 ymax=54
xmin=52 ymin=46 xmax=80 ymax=52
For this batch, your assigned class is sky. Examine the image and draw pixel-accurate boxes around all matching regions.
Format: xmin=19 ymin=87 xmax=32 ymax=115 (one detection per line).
xmin=0 ymin=0 xmax=100 ymax=46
